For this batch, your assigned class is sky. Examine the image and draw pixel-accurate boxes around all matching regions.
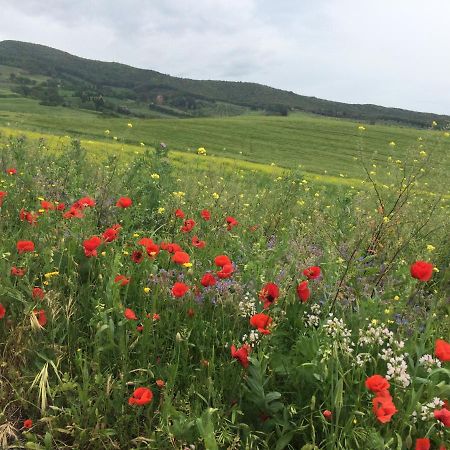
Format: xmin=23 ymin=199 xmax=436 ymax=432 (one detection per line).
xmin=1 ymin=0 xmax=449 ymax=114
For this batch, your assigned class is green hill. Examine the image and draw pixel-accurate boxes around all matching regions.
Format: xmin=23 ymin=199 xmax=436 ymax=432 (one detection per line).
xmin=0 ymin=40 xmax=449 ymax=127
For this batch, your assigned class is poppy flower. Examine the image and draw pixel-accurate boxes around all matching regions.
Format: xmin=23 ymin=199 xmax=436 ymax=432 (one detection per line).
xmin=131 ymin=250 xmax=144 ymax=264
xmin=372 ymin=395 xmax=397 ymax=423
xmin=138 ymin=237 xmax=154 ymax=247
xmin=250 ymin=313 xmax=272 ymax=335
xmin=415 ymin=438 xmax=431 ymax=450
xmin=226 ymin=216 xmax=238 ymax=230
xmin=19 ymin=209 xmax=38 ymax=225
xmin=434 ymin=407 xmax=450 ymax=427
xmin=23 ymin=419 xmax=33 ymax=429
xmin=156 ymin=379 xmax=165 ymax=388
xmin=124 ymin=308 xmax=138 ymax=320
xmin=128 ymin=387 xmax=153 ymax=406
xmin=217 ymin=263 xmax=234 ymax=279
xmin=40 ymin=200 xmax=54 ymax=211
xmin=231 ymin=344 xmax=250 ymax=368
xmin=103 ymin=227 xmax=119 ymax=242
xmin=146 ymin=243 xmax=160 ymax=257
xmin=296 ymin=281 xmax=310 ymax=303
xmin=11 ymin=266 xmax=26 ymax=277
xmin=166 ymin=243 xmax=182 ymax=253
xmin=322 ymin=410 xmax=332 ymax=420
xmin=34 ymin=309 xmax=47 ymax=327
xmin=410 ymin=261 xmax=434 ymax=282
xmin=435 ymin=339 xmax=450 ymax=362
xmin=152 ymin=313 xmax=160 ymax=321
xmin=0 ymin=304 xmax=5 ymax=319
xmin=201 ymin=272 xmax=216 ymax=287
xmin=259 ymin=283 xmax=279 ymax=309
xmin=365 ymin=375 xmax=390 ymax=393
xmin=172 ymin=251 xmax=190 ymax=265
xmin=56 ymin=203 xmax=65 ymax=211
xmin=181 ymin=219 xmax=196 ymax=233
xmin=172 ymin=282 xmax=189 ymax=298
xmin=191 ymin=236 xmax=206 ymax=249
xmin=74 ymin=196 xmax=96 ymax=209
xmin=201 ymin=209 xmax=211 ymax=221
xmin=116 ymin=196 xmax=132 ymax=208
xmin=63 ymin=206 xmax=84 ymax=219
xmin=114 ymin=275 xmax=130 ymax=286
xmin=136 ymin=324 xmax=144 ymax=332
xmin=215 ymin=255 xmax=231 ymax=267
xmin=6 ymin=168 xmax=17 ymax=175
xmin=83 ymin=236 xmax=102 ymax=257
xmin=17 ymin=240 xmax=35 ymax=254
xmin=175 ymin=208 xmax=185 ymax=218
xmin=32 ymin=287 xmax=45 ymax=299
xmin=0 ymin=191 xmax=7 ymax=207
xmin=303 ymin=266 xmax=321 ymax=279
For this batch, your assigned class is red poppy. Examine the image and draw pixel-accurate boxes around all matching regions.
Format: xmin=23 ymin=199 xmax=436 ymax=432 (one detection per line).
xmin=128 ymin=387 xmax=153 ymax=406
xmin=296 ymin=281 xmax=310 ymax=303
xmin=217 ymin=263 xmax=234 ymax=279
xmin=138 ymin=237 xmax=154 ymax=247
xmin=215 ymin=255 xmax=231 ymax=267
xmin=226 ymin=216 xmax=238 ymax=230
xmin=63 ymin=206 xmax=84 ymax=219
xmin=6 ymin=168 xmax=17 ymax=175
xmin=365 ymin=375 xmax=390 ymax=393
xmin=201 ymin=209 xmax=211 ymax=221
xmin=415 ymin=438 xmax=431 ymax=450
xmin=201 ymin=272 xmax=216 ymax=287
xmin=303 ymin=266 xmax=321 ymax=279
xmin=172 ymin=282 xmax=189 ymax=298
xmin=231 ymin=344 xmax=250 ymax=368
xmin=192 ymin=236 xmax=206 ymax=248
xmin=259 ymin=283 xmax=279 ymax=308
xmin=74 ymin=196 xmax=96 ymax=209
xmin=435 ymin=339 xmax=450 ymax=362
xmin=32 ymin=287 xmax=45 ymax=299
xmin=40 ymin=200 xmax=54 ymax=211
xmin=181 ymin=219 xmax=196 ymax=233
xmin=322 ymin=410 xmax=332 ymax=421
xmin=410 ymin=261 xmax=433 ymax=282
xmin=152 ymin=313 xmax=160 ymax=321
xmin=0 ymin=191 xmax=7 ymax=207
xmin=0 ymin=304 xmax=5 ymax=319
xmin=175 ymin=208 xmax=185 ymax=218
xmin=56 ymin=203 xmax=65 ymax=211
xmin=11 ymin=266 xmax=26 ymax=277
xmin=34 ymin=309 xmax=47 ymax=327
xmin=19 ymin=209 xmax=38 ymax=225
xmin=136 ymin=324 xmax=144 ymax=332
xmin=146 ymin=243 xmax=160 ymax=257
xmin=250 ymin=313 xmax=272 ymax=335
xmin=372 ymin=395 xmax=397 ymax=423
xmin=131 ymin=250 xmax=144 ymax=264
xmin=434 ymin=407 xmax=450 ymax=427
xmin=114 ymin=275 xmax=130 ymax=286
xmin=17 ymin=240 xmax=35 ymax=254
xmin=103 ymin=227 xmax=119 ymax=242
xmin=116 ymin=196 xmax=132 ymax=208
xmin=124 ymin=308 xmax=138 ymax=320
xmin=166 ymin=243 xmax=182 ymax=253
xmin=83 ymin=236 xmax=102 ymax=257
xmin=156 ymin=379 xmax=165 ymax=388
xmin=172 ymin=251 xmax=190 ymax=265
xmin=23 ymin=419 xmax=33 ymax=429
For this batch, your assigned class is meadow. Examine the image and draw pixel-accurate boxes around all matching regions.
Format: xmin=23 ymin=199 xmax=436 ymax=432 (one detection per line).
xmin=0 ymin=119 xmax=449 ymax=450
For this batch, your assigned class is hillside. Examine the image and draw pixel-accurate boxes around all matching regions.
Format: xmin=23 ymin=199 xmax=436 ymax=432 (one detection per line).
xmin=1 ymin=40 xmax=449 ymax=127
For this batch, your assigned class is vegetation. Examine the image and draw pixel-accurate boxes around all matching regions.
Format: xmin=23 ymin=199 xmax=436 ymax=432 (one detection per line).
xmin=1 ymin=40 xmax=449 ymax=126
xmin=0 ymin=124 xmax=449 ymax=449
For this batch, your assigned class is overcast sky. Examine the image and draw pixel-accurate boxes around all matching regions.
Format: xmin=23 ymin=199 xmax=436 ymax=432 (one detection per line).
xmin=1 ymin=0 xmax=449 ymax=114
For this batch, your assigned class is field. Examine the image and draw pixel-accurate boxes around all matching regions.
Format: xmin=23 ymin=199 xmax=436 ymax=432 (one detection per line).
xmin=0 ymin=109 xmax=450 ymax=450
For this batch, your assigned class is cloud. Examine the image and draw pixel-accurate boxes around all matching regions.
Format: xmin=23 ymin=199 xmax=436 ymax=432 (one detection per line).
xmin=0 ymin=0 xmax=449 ymax=113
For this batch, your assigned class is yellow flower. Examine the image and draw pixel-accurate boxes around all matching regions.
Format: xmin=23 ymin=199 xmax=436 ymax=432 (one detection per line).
xmin=383 ymin=216 xmax=390 ymax=224
xmin=426 ymin=244 xmax=435 ymax=252
xmin=212 ymin=192 xmax=219 ymax=199
xmin=371 ymin=319 xmax=378 ymax=325
xmin=389 ymin=141 xmax=396 ymax=147
xmin=37 ymin=197 xmax=45 ymax=201
xmin=127 ymin=123 xmax=133 ymax=128
xmin=182 ymin=262 xmax=193 ymax=268
xmin=172 ymin=191 xmax=185 ymax=199
xmin=150 ymin=173 xmax=160 ymax=180
xmin=101 ymin=251 xmax=106 ymax=256
xmin=38 ymin=209 xmax=45 ymax=213
xmin=143 ymin=287 xmax=150 ymax=294
xmin=393 ymin=295 xmax=400 ymax=301
xmin=140 ymin=142 xmax=145 ymax=147
xmin=197 ymin=147 xmax=207 ymax=155
xmin=104 ymin=129 xmax=110 ymax=135
xmin=157 ymin=207 xmax=165 ymax=214
xmin=384 ymin=309 xmax=391 ymax=314
xmin=419 ymin=150 xmax=427 ymax=157
xmin=432 ymin=120 xmax=437 ymax=127
xmin=358 ymin=125 xmax=366 ymax=131
xmin=44 ymin=271 xmax=59 ymax=279
xmin=133 ymin=233 xmax=140 ymax=238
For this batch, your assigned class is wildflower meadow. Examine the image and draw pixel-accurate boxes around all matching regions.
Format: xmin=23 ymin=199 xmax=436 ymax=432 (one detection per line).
xmin=0 ymin=126 xmax=449 ymax=450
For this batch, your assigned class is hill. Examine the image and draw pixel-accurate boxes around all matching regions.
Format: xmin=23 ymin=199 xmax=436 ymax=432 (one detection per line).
xmin=1 ymin=40 xmax=449 ymax=127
